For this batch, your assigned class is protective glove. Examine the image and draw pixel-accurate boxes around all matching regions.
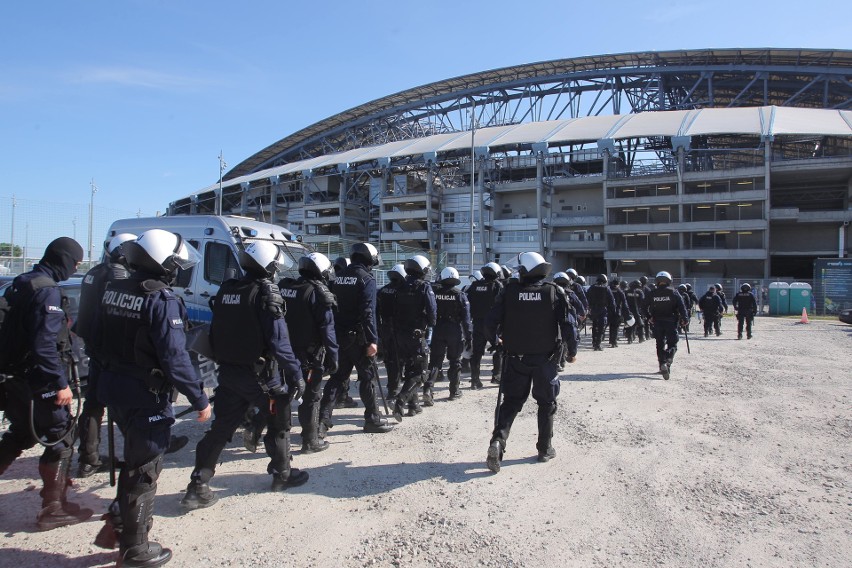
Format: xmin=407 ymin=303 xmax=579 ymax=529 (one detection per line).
xmin=323 ymin=353 xmax=338 ymax=376
xmin=285 ymin=377 xmax=306 ymax=401
xmin=463 ymin=338 xmax=472 ymax=353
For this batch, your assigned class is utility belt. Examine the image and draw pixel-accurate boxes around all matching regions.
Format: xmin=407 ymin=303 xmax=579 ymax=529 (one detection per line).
xmin=103 ymin=361 xmax=172 ymax=394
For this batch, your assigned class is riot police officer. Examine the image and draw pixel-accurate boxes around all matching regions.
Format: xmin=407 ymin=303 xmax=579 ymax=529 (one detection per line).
xmin=677 ymin=284 xmax=694 ymax=333
xmin=685 ymin=283 xmax=700 ymax=325
xmin=642 ymin=271 xmax=688 ymax=380
xmin=586 ymin=274 xmax=616 ymax=351
xmin=607 ymin=278 xmax=629 ymax=348
xmin=278 ymin=252 xmax=339 ymax=453
xmin=97 ymin=230 xmax=211 ymax=566
xmin=319 ymin=243 xmax=394 ymax=434
xmin=466 ymin=262 xmax=504 ymax=389
xmin=624 ymin=280 xmax=646 ymax=344
xmin=733 ymin=283 xmax=758 ymax=339
xmin=428 ymin=267 xmax=472 ymax=401
xmin=715 ymin=283 xmax=729 ymax=333
xmin=564 ymin=268 xmax=589 ymax=314
xmin=73 ymin=233 xmax=136 ymax=478
xmin=391 ymin=255 xmax=437 ymax=419
xmin=699 ymin=285 xmax=725 ymax=337
xmin=180 ymin=241 xmax=306 ymax=510
xmin=0 ymin=237 xmax=92 ymax=531
xmin=485 ymin=252 xmax=577 ymax=473
xmin=377 ymin=264 xmax=406 ymax=398
xmin=330 ymin=257 xmax=358 ymax=409
xmin=552 ymin=272 xmax=584 ymax=369
xmin=640 ymin=275 xmax=654 ymax=337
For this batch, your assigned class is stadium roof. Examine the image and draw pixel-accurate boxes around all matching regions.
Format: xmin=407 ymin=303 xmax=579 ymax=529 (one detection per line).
xmin=188 ymin=106 xmax=852 ymax=196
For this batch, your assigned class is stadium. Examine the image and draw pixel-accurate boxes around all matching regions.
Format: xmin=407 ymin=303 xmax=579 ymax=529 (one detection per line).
xmin=169 ymin=48 xmax=852 ymax=280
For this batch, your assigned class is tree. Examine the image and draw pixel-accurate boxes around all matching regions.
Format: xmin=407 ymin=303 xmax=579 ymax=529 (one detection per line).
xmin=0 ymin=243 xmax=23 ymax=256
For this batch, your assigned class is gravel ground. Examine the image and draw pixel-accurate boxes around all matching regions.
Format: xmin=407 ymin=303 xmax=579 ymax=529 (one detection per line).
xmin=1 ymin=316 xmax=850 ymax=567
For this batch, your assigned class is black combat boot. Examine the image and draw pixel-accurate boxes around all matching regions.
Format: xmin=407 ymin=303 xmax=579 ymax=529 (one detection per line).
xmin=36 ymin=452 xmax=93 ymax=531
xmin=180 ymin=468 xmax=218 ymax=510
xmin=422 ymin=386 xmax=434 ymax=407
xmin=407 ymin=391 xmax=422 ymax=416
xmin=119 ymin=490 xmax=171 ymax=568
xmin=486 ymin=439 xmax=504 ymax=474
xmin=301 ymin=405 xmax=329 ymax=454
xmin=536 ymin=404 xmax=557 ymax=463
xmin=470 ymin=376 xmax=484 ymax=390
xmin=363 ymin=417 xmax=394 ymax=433
xmin=270 ymin=433 xmax=309 ymax=490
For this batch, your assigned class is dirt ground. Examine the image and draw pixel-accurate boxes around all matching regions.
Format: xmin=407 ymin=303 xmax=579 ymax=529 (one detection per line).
xmin=1 ymin=315 xmax=850 ymax=568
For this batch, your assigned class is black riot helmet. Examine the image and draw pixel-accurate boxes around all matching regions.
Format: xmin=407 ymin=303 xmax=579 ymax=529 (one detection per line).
xmin=517 ymin=251 xmax=551 ymax=282
xmin=629 ymin=279 xmax=641 ymax=289
xmin=619 ymin=280 xmax=628 ymax=290
xmin=639 ymin=275 xmax=648 ymax=286
xmin=333 ymin=256 xmax=350 ymax=275
xmin=608 ymin=277 xmax=620 ymax=289
xmin=677 ymin=283 xmax=687 ymax=292
xmin=596 ymin=274 xmax=608 ymax=285
xmin=500 ymin=265 xmax=512 ymax=280
xmin=685 ymin=283 xmax=693 ymax=292
xmin=350 ymin=242 xmax=380 ymax=267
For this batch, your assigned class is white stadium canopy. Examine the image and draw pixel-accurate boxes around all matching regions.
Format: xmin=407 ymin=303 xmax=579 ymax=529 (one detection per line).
xmin=190 ymin=106 xmax=852 ymax=195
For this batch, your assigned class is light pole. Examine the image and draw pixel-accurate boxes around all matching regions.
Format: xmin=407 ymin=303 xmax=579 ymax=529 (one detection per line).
xmin=9 ymin=195 xmax=16 ymax=271
xmin=469 ymin=98 xmax=476 ymax=273
xmin=88 ymin=179 xmax=98 ymax=264
xmin=217 ymin=151 xmax=227 ymax=215
xmin=72 ymin=216 xmax=77 ymax=242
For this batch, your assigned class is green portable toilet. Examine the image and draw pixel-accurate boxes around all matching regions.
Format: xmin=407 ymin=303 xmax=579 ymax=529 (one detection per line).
xmin=789 ymin=282 xmax=812 ymax=315
xmin=768 ymin=282 xmax=790 ymax=315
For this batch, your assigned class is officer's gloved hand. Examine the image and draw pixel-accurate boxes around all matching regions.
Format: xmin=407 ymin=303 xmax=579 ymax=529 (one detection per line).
xmin=463 ymin=338 xmax=472 ymax=353
xmin=323 ymin=354 xmax=338 ymax=376
xmin=287 ymin=377 xmax=306 ymax=401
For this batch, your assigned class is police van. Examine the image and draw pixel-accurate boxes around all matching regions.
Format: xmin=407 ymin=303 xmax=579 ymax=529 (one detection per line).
xmin=104 ymin=215 xmax=311 ymax=324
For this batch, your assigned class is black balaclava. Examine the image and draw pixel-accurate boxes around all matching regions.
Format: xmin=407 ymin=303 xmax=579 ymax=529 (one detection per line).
xmin=41 ymin=237 xmax=84 ymax=282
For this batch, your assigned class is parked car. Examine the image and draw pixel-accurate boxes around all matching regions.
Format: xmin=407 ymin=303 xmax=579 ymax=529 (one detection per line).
xmin=839 ymin=308 xmax=852 ymax=325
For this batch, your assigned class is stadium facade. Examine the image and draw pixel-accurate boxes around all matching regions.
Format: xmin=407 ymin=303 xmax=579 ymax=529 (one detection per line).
xmin=169 ymin=49 xmax=852 ymax=279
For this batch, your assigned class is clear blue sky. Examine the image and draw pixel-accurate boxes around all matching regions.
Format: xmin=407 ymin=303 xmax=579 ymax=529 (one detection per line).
xmin=1 ymin=0 xmax=850 ymax=252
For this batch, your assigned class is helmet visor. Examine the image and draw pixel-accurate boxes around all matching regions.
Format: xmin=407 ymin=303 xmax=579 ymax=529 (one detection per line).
xmin=173 ymin=239 xmax=203 ymax=271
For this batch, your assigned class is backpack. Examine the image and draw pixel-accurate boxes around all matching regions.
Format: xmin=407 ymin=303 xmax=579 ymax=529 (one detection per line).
xmin=0 ymin=275 xmax=57 ymax=376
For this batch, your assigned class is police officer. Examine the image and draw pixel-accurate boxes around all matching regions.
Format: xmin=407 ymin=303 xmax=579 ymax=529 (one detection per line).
xmin=0 ymin=237 xmax=93 ymax=531
xmin=715 ymin=283 xmax=729 ymax=333
xmin=733 ymin=283 xmax=758 ymax=339
xmin=180 ymin=241 xmax=306 ymax=511
xmin=552 ymin=272 xmax=584 ymax=368
xmin=466 ymin=262 xmax=504 ymax=389
xmin=586 ymin=274 xmax=616 ymax=351
xmin=73 ymin=233 xmax=136 ymax=478
xmin=330 ymin=257 xmax=358 ymax=409
xmin=677 ymin=284 xmax=692 ymax=333
xmin=698 ymin=285 xmax=725 ymax=337
xmin=624 ymin=280 xmax=646 ymax=344
xmin=640 ymin=275 xmax=654 ymax=337
xmin=97 ymin=230 xmax=211 ymax=566
xmin=564 ymin=268 xmax=589 ymax=314
xmin=391 ymin=255 xmax=437 ymax=419
xmin=319 ymin=243 xmax=393 ymax=434
xmin=685 ymin=283 xmax=700 ymax=325
xmin=428 ymin=267 xmax=472 ymax=401
xmin=485 ymin=252 xmax=577 ymax=473
xmin=377 ymin=264 xmax=406 ymax=398
xmin=607 ymin=278 xmax=629 ymax=348
xmin=278 ymin=252 xmax=339 ymax=453
xmin=642 ymin=271 xmax=688 ymax=381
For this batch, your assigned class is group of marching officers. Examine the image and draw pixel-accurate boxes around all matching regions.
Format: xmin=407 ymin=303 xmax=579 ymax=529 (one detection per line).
xmin=1 ymin=231 xmax=762 ymax=567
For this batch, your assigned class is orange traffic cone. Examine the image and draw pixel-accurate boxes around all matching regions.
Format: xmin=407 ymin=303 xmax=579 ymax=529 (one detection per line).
xmin=799 ymin=308 xmax=809 ymax=324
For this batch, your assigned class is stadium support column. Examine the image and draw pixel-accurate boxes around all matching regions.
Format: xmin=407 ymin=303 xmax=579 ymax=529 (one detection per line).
xmin=673 ymin=137 xmax=690 ymax=278
xmin=424 ymin=154 xmax=437 ymax=257
xmin=477 ymin=152 xmax=486 ymax=267
xmin=269 ymin=176 xmax=280 ymax=226
xmin=598 ymin=139 xmax=614 ymax=275
xmin=240 ymin=182 xmax=249 ymax=217
xmin=763 ymin=136 xmax=772 ymax=279
xmin=533 ymin=143 xmax=548 ymax=259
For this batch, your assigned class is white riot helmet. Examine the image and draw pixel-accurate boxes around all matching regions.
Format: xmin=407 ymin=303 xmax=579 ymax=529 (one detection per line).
xmin=350 ymin=242 xmax=380 ymax=267
xmin=104 ymin=232 xmax=137 ymax=262
xmin=481 ymin=262 xmax=502 ymax=280
xmin=124 ymin=229 xmax=201 ymax=277
xmin=241 ymin=241 xmax=290 ymax=278
xmin=565 ymin=268 xmax=579 ymax=280
xmin=655 ymin=270 xmax=673 ymax=286
xmin=388 ymin=263 xmax=406 ymax=282
xmin=553 ymin=271 xmax=571 ymax=286
xmin=298 ymin=251 xmax=332 ymax=280
xmin=404 ymin=254 xmax=431 ymax=278
xmin=470 ymin=270 xmax=483 ymax=281
xmin=439 ymin=266 xmax=461 ymax=287
xmin=517 ymin=251 xmax=551 ymax=281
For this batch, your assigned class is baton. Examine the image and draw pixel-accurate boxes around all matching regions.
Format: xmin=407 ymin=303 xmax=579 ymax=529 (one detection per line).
xmin=681 ymin=326 xmax=691 ymax=354
xmin=370 ymin=356 xmax=390 ymax=417
xmin=107 ymin=408 xmax=116 ymax=487
xmin=492 ymin=349 xmax=506 ymax=433
xmin=175 ymin=394 xmax=216 ymax=419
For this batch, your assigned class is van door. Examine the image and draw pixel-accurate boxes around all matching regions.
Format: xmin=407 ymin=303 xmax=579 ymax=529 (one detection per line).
xmin=184 ymin=239 xmax=242 ymax=324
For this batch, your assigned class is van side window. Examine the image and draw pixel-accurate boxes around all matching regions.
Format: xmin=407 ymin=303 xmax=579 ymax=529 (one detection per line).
xmin=204 ymin=241 xmax=240 ymax=285
xmin=174 ymin=239 xmax=199 ymax=288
